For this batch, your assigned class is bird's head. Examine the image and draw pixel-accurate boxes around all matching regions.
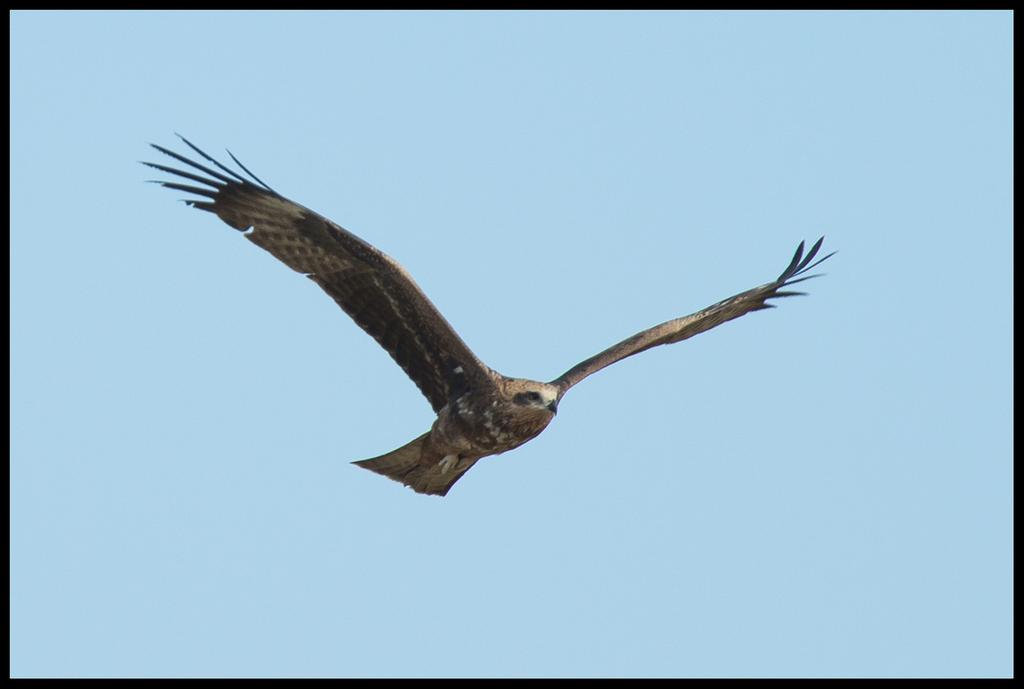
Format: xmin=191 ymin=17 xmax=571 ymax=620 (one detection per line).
xmin=510 ymin=381 xmax=560 ymax=415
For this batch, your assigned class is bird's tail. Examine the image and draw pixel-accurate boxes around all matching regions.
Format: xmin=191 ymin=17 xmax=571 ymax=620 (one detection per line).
xmin=352 ymin=433 xmax=477 ymax=497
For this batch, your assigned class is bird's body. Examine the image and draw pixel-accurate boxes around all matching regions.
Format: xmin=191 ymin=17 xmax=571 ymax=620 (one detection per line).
xmin=145 ymin=137 xmax=833 ymax=496
xmin=361 ymin=377 xmax=560 ymax=495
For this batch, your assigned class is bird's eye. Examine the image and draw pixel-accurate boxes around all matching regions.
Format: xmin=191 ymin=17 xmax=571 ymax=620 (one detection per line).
xmin=515 ymin=391 xmax=542 ymax=405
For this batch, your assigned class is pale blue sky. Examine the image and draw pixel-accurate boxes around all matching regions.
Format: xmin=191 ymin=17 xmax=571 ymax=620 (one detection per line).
xmin=11 ymin=10 xmax=1011 ymax=678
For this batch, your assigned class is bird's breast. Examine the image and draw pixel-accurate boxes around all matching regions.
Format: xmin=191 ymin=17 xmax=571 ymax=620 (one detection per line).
xmin=437 ymin=396 xmax=553 ymax=455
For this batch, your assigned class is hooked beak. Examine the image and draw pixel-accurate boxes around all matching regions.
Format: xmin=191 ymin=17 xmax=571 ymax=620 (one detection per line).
xmin=547 ymin=400 xmax=559 ymax=414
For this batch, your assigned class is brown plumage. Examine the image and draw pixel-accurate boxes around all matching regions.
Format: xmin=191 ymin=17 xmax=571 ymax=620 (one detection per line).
xmin=145 ymin=136 xmax=834 ymax=496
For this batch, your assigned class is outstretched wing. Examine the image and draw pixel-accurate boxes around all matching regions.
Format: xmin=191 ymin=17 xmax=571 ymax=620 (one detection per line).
xmin=550 ymin=238 xmax=834 ymax=395
xmin=144 ymin=136 xmax=494 ymax=412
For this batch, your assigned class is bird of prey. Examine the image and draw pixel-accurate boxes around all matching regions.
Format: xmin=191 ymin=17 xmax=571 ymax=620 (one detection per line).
xmin=145 ymin=136 xmax=834 ymax=496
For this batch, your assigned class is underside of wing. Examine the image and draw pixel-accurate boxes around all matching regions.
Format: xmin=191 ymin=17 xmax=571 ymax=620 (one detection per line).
xmin=144 ymin=136 xmax=492 ymax=411
xmin=551 ymin=238 xmax=835 ymax=394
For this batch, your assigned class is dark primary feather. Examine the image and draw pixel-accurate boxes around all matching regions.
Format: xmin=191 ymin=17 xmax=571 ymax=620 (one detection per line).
xmin=550 ymin=238 xmax=835 ymax=394
xmin=144 ymin=136 xmax=493 ymax=412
